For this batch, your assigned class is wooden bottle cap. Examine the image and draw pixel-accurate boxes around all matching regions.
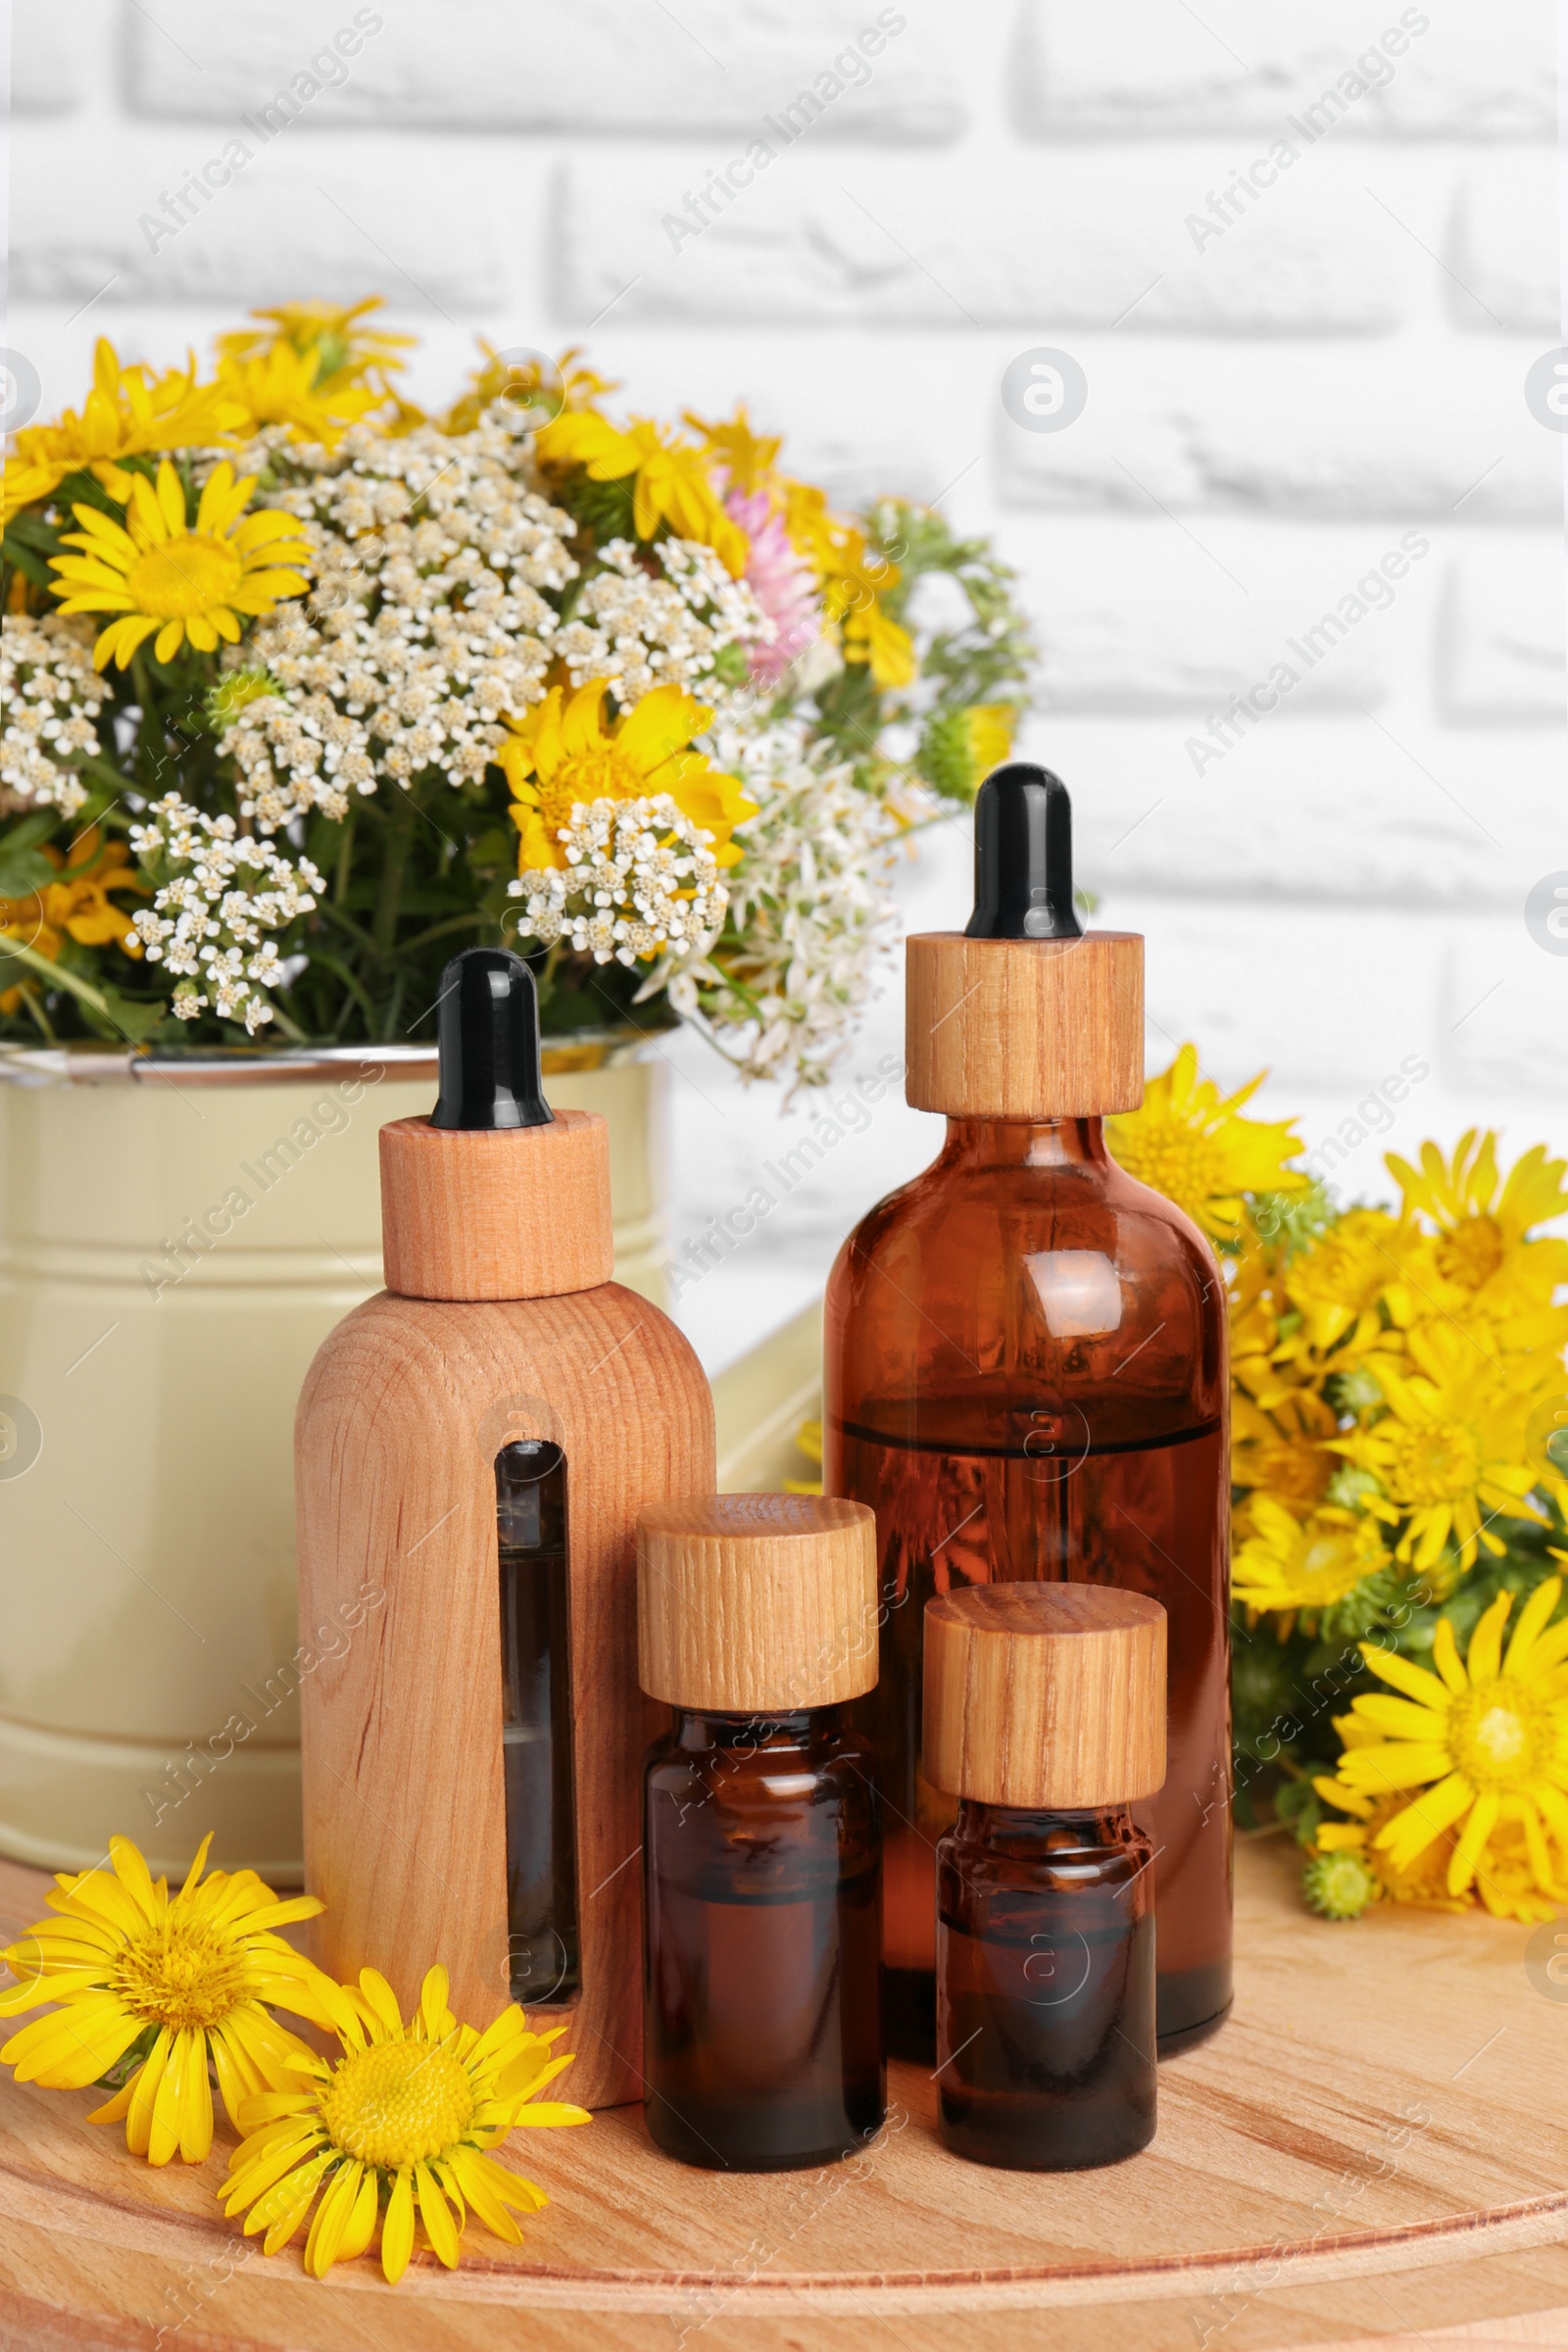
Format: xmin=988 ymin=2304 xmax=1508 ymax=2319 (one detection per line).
xmin=638 ymin=1493 xmax=878 ymax=1713
xmin=923 ymin=1584 xmax=1165 ymax=1809
xmin=904 ymin=931 xmax=1144 ymax=1120
xmin=379 ymin=1110 xmax=613 ymax=1301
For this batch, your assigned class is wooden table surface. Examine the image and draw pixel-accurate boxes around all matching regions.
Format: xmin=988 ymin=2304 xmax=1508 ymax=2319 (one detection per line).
xmin=2 ymin=1835 xmax=1566 ymax=2352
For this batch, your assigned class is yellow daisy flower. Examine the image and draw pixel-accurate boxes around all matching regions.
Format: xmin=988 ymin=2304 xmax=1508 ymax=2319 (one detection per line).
xmin=1311 ymin=1771 xmax=1469 ymax=1913
xmin=216 ymin=297 xmax=416 ymax=395
xmin=1105 ymin=1043 xmax=1308 ymax=1247
xmin=780 ymin=480 xmax=917 ymax=690
xmin=1 ymin=338 xmax=242 ymax=523
xmin=0 ymin=1832 xmax=332 ymax=2166
xmin=216 ymin=342 xmax=378 ymax=449
xmin=1331 ymin=1320 xmax=1544 ymax=1569
xmin=534 ymin=410 xmax=749 ymax=576
xmin=1387 ymin=1130 xmax=1568 ymax=1332
xmin=0 ymin=828 xmax=146 ymax=1012
xmin=1232 ymin=1494 xmax=1389 ymax=1618
xmin=1232 ymin=1386 xmax=1338 ymax=1523
xmin=221 ymin=1964 xmax=589 ymax=2282
xmin=49 ymin=459 xmax=311 ymax=669
xmin=443 ymin=341 xmax=612 ymax=437
xmin=682 ymin=403 xmax=784 ymax=497
xmin=1273 ymin=1207 xmax=1414 ymax=1365
xmin=1334 ymin=1578 xmax=1568 ymax=1899
xmin=498 ymin=678 xmax=757 ymax=874
xmin=918 ymin=702 xmax=1017 ymax=797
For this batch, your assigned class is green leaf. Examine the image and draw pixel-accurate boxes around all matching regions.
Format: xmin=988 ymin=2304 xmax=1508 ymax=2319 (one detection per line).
xmin=2 ymin=810 xmax=62 ymax=853
xmin=92 ymin=986 xmax=172 ymax=1045
xmin=1274 ymin=1778 xmax=1326 ymax=1849
xmin=0 ymin=814 xmax=62 ymax=896
xmin=0 ymin=845 xmax=58 ymax=896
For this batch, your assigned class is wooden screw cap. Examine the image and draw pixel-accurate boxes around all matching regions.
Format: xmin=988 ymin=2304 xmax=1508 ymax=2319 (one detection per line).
xmin=638 ymin=1493 xmax=878 ymax=1713
xmin=379 ymin=1110 xmax=613 ymax=1301
xmin=905 ymin=931 xmax=1145 ymax=1120
xmin=923 ymin=1584 xmax=1166 ymax=1809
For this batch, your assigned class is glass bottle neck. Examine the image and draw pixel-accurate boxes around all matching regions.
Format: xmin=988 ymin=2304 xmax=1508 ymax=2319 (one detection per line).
xmin=956 ymin=1797 xmax=1135 ymax=1854
xmin=940 ymin=1115 xmax=1108 ymax=1171
xmin=671 ymin=1704 xmax=843 ymax=1754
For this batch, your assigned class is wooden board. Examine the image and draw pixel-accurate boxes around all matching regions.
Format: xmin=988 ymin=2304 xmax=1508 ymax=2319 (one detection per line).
xmin=2 ymin=1839 xmax=1567 ymax=2352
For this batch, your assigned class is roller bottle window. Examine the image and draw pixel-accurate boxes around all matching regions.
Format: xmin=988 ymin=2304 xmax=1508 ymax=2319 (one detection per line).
xmin=495 ymin=1440 xmax=580 ymax=2006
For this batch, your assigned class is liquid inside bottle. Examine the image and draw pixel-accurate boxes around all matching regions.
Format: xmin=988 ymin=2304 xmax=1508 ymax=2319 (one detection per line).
xmin=937 ymin=1802 xmax=1155 ymax=2170
xmin=826 ymin=1115 xmax=1231 ymax=2059
xmin=643 ymin=1706 xmax=884 ymax=2171
xmin=495 ymin=1440 xmax=580 ymax=2005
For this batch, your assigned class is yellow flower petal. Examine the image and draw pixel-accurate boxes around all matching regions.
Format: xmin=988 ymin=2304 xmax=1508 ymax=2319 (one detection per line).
xmin=1504 ymin=1580 xmax=1560 ymax=1674
xmin=4 ymin=1999 xmax=142 ymax=2087
xmin=414 ymin=2162 xmax=462 ymax=2268
xmin=1352 ymin=1694 xmax=1450 ymax=1743
xmin=1447 ymin=1788 xmax=1501 ymax=1894
xmin=357 ymin=1969 xmax=404 ymax=2038
xmin=1359 ymin=1646 xmax=1455 ymax=1712
xmin=1431 ymin=1617 xmax=1467 ymax=1693
xmin=1373 ymin=1771 xmax=1475 ymax=1866
xmin=419 ymin=1966 xmax=451 ymax=2041
xmin=338 ymin=2164 xmax=380 ymax=2264
xmin=1465 ymin=1592 xmax=1512 ymax=1687
xmin=305 ymin=2158 xmax=363 ymax=2278
xmin=380 ymin=2168 xmax=416 ymax=2283
xmin=124 ymin=2027 xmax=174 ymax=2157
xmin=1339 ymin=1740 xmax=1455 ymax=1792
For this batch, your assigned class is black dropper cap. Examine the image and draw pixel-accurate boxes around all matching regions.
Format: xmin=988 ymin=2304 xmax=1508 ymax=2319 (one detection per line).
xmin=964 ymin=761 xmax=1083 ymax=942
xmin=429 ymin=947 xmax=554 ymax=1131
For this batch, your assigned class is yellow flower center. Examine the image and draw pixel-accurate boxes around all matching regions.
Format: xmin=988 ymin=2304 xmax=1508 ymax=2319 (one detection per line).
xmin=112 ymin=1917 xmax=251 ymax=2033
xmin=1434 ymin=1215 xmax=1505 ymax=1292
xmin=1298 ymin=1530 xmax=1359 ymax=1595
xmin=552 ymin=748 xmax=644 ymax=812
xmin=1294 ymin=1236 xmax=1382 ymax=1317
xmin=318 ymin=2038 xmax=474 ymax=2170
xmin=125 ymin=532 xmax=243 ymax=619
xmin=1114 ymin=1129 xmax=1227 ymax=1223
xmin=1448 ymin=1676 xmax=1549 ymax=1789
xmin=1248 ymin=1441 xmax=1332 ymax=1514
xmin=1384 ymin=1419 xmax=1482 ymax=1505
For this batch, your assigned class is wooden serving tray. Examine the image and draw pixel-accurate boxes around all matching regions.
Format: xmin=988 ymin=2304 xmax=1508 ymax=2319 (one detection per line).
xmin=2 ymin=1838 xmax=1567 ymax=2352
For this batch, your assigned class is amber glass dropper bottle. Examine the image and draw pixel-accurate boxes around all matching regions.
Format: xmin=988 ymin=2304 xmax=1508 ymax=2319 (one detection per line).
xmin=824 ymin=763 xmax=1230 ymax=2061
xmin=926 ymin=1584 xmax=1164 ymax=2170
xmin=638 ymin=1494 xmax=884 ymax=2171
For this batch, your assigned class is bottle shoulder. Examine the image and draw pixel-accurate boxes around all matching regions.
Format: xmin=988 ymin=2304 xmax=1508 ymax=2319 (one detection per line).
xmin=826 ymin=1150 xmax=1227 ymax=1432
xmin=831 ymin=1153 xmax=1216 ymax=1279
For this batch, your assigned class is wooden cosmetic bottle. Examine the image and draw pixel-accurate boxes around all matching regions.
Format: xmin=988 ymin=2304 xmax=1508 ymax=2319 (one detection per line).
xmin=295 ymin=947 xmax=714 ymax=2106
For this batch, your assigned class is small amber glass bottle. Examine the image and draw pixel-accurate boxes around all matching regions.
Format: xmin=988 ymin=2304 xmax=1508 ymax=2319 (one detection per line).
xmin=925 ymin=1583 xmax=1166 ymax=2170
xmin=638 ymin=1494 xmax=885 ymax=2172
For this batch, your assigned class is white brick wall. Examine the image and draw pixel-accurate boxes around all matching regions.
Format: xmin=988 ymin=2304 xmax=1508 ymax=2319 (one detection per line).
xmin=8 ymin=0 xmax=1564 ymax=1375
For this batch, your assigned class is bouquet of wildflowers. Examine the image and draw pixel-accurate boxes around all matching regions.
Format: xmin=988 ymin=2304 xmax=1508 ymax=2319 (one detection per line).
xmin=1 ymin=301 xmax=1032 ymax=1084
xmin=1111 ymin=1052 xmax=1568 ymax=1924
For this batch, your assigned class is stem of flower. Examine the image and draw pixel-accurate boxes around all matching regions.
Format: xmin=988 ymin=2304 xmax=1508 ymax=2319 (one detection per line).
xmin=373 ymin=791 xmax=414 ymax=962
xmin=0 ymin=938 xmax=144 ymax=1035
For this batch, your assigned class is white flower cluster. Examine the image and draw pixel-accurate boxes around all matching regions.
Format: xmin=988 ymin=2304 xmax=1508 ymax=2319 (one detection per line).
xmin=681 ymin=719 xmax=906 ymax=1088
xmin=216 ymin=421 xmax=578 ymax=830
xmin=127 ymin=794 xmax=321 ymax=1034
xmin=508 ymin=795 xmax=727 ymax=971
xmin=554 ymin=538 xmax=767 ymax=704
xmin=0 ymin=613 xmax=105 ymax=820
